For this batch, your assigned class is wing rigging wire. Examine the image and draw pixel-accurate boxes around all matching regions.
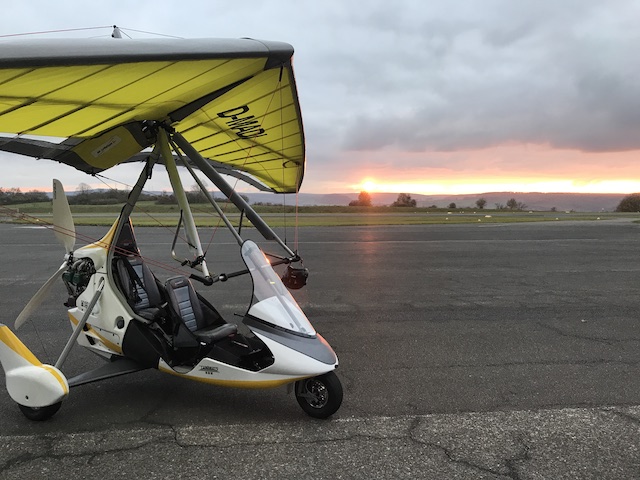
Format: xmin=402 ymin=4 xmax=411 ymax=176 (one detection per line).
xmin=93 ymin=172 xmax=191 ymax=244
xmin=167 ymin=140 xmax=225 ymax=255
xmin=279 ymin=69 xmax=288 ymax=249
xmin=0 ymin=26 xmax=113 ymax=38
xmin=278 ymin=65 xmax=300 ymax=254
xmin=0 ymin=205 xmax=189 ymax=276
xmin=115 ymin=27 xmax=183 ymax=39
xmin=165 ymin=70 xmax=284 ymax=253
xmin=93 ymin=171 xmax=226 ymax=275
xmin=187 ymin=64 xmax=301 ymax=254
xmin=0 ymin=178 xmax=212 ymax=280
xmin=0 ymin=25 xmax=181 ymax=40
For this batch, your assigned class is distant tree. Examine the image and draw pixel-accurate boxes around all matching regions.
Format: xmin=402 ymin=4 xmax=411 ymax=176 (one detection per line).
xmin=616 ymin=194 xmax=640 ymax=212
xmin=475 ymin=198 xmax=487 ymax=209
xmin=495 ymin=203 xmax=505 ymax=210
xmin=72 ymin=183 xmax=92 ymax=205
xmin=156 ymin=192 xmax=176 ymax=204
xmin=76 ymin=182 xmax=91 ymax=194
xmin=506 ymin=198 xmax=518 ymax=210
xmin=448 ymin=202 xmax=457 ymax=209
xmin=349 ymin=191 xmax=372 ymax=207
xmin=550 ymin=207 xmax=557 ymax=212
xmin=517 ymin=202 xmax=528 ymax=211
xmin=185 ymin=182 xmax=206 ymax=203
xmin=391 ymin=193 xmax=417 ymax=207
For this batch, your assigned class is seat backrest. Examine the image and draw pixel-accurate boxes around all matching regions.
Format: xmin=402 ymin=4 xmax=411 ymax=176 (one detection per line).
xmin=165 ymin=276 xmax=203 ymax=332
xmin=116 ymin=256 xmax=162 ymax=311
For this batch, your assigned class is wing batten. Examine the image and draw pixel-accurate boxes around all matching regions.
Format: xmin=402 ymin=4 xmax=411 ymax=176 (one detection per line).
xmin=168 ymin=76 xmax=254 ymax=124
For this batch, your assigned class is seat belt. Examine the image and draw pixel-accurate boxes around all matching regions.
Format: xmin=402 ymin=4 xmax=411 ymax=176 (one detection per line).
xmin=121 ymin=258 xmax=145 ymax=305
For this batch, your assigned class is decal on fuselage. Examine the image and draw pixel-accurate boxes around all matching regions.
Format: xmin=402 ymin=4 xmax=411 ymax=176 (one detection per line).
xmin=200 ymin=365 xmax=219 ymax=375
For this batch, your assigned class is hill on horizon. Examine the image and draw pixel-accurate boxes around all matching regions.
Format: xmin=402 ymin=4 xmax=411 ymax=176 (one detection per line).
xmin=245 ymin=191 xmax=626 ymax=212
xmin=43 ymin=189 xmax=627 ymax=212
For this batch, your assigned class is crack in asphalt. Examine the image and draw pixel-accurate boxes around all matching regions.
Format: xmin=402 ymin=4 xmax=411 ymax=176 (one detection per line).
xmin=407 ymin=417 xmax=511 ymax=479
xmin=536 ymin=321 xmax=640 ymax=346
xmin=1 ymin=451 xmax=46 ymax=476
xmin=603 ymin=407 xmax=640 ymax=427
xmin=0 ymin=428 xmax=176 ymax=474
xmin=2 ymin=406 xmax=640 ymax=478
xmin=503 ymin=436 xmax=531 ymax=480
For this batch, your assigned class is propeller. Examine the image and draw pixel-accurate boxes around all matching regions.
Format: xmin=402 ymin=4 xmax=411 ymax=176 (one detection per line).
xmin=15 ymin=179 xmax=75 ymax=330
xmin=14 ymin=263 xmax=67 ymax=330
xmin=52 ymin=179 xmax=75 ymax=254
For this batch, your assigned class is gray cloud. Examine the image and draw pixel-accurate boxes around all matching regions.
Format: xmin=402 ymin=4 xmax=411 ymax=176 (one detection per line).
xmin=328 ymin=1 xmax=640 ymax=153
xmin=1 ymin=0 xmax=639 ymax=191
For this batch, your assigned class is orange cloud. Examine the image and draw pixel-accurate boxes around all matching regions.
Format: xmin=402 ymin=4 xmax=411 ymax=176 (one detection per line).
xmin=304 ymin=144 xmax=640 ymax=194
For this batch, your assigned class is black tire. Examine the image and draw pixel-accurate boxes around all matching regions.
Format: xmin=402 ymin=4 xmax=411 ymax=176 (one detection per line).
xmin=295 ymin=371 xmax=343 ymax=419
xmin=18 ymin=401 xmax=62 ymax=421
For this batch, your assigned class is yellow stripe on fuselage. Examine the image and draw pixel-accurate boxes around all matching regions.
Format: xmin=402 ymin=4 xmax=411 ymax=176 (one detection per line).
xmin=0 ymin=325 xmax=41 ymax=366
xmin=67 ymin=313 xmax=122 ymax=354
xmin=41 ymin=365 xmax=69 ymax=395
xmin=158 ymin=364 xmax=306 ymax=389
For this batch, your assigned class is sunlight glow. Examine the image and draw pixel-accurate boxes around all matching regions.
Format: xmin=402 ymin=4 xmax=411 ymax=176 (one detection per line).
xmin=339 ymin=145 xmax=640 ymax=196
xmin=351 ymin=179 xmax=640 ymax=195
xmin=359 ymin=179 xmax=377 ymax=192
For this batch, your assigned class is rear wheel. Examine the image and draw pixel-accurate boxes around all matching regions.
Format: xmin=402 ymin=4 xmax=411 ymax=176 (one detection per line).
xmin=295 ymin=371 xmax=343 ymax=419
xmin=18 ymin=401 xmax=62 ymax=421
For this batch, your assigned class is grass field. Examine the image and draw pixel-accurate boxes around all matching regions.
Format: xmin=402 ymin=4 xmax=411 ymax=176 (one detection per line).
xmin=1 ymin=201 xmax=637 ymax=227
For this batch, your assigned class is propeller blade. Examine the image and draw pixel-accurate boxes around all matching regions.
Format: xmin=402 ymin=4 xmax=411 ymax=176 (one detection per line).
xmin=15 ymin=263 xmax=66 ymax=330
xmin=52 ymin=179 xmax=75 ymax=254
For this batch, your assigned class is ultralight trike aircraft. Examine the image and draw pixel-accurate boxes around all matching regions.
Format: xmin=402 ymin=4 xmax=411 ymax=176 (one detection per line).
xmin=0 ymin=28 xmax=342 ymax=420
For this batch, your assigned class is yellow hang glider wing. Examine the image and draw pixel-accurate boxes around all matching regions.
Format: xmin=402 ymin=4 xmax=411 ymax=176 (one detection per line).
xmin=0 ymin=37 xmax=305 ymax=192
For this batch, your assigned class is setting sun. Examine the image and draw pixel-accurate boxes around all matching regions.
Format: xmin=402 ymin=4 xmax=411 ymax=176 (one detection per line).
xmin=360 ymin=179 xmax=378 ymax=192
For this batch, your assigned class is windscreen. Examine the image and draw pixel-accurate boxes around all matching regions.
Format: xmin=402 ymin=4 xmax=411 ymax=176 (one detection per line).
xmin=242 ymin=241 xmax=315 ymax=336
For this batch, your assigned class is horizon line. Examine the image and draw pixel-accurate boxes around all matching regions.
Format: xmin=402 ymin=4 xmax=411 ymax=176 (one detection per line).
xmin=6 ymin=188 xmax=632 ymax=197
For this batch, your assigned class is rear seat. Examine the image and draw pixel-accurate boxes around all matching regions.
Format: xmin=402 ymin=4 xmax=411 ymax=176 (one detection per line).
xmin=115 ymin=256 xmax=164 ymax=321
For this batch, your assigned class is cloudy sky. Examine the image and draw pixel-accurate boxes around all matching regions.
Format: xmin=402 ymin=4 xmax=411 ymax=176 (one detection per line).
xmin=1 ymin=0 xmax=639 ymax=195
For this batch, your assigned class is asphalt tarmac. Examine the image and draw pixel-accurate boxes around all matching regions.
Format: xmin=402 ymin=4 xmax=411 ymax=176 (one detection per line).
xmin=1 ymin=219 xmax=640 ymax=479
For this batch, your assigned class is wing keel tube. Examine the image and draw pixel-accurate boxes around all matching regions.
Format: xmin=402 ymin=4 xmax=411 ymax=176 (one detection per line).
xmin=0 ymin=324 xmax=69 ymax=407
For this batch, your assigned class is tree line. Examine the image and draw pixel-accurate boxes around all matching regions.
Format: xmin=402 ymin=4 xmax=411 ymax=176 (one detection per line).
xmin=349 ymin=192 xmax=529 ymax=210
xmin=1 ymin=183 xmax=248 ymax=206
xmin=351 ymin=192 xmax=640 ymax=212
xmin=0 ymin=187 xmax=49 ymax=205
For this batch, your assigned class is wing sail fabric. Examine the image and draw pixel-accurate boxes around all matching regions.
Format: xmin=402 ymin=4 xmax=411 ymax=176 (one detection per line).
xmin=0 ymin=38 xmax=305 ymax=192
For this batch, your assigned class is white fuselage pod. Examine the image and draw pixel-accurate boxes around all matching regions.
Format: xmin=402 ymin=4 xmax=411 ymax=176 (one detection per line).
xmin=158 ymin=330 xmax=338 ymax=388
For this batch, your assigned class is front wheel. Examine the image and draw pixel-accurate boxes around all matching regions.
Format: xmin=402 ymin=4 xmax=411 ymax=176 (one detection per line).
xmin=18 ymin=401 xmax=62 ymax=421
xmin=295 ymin=371 xmax=343 ymax=419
